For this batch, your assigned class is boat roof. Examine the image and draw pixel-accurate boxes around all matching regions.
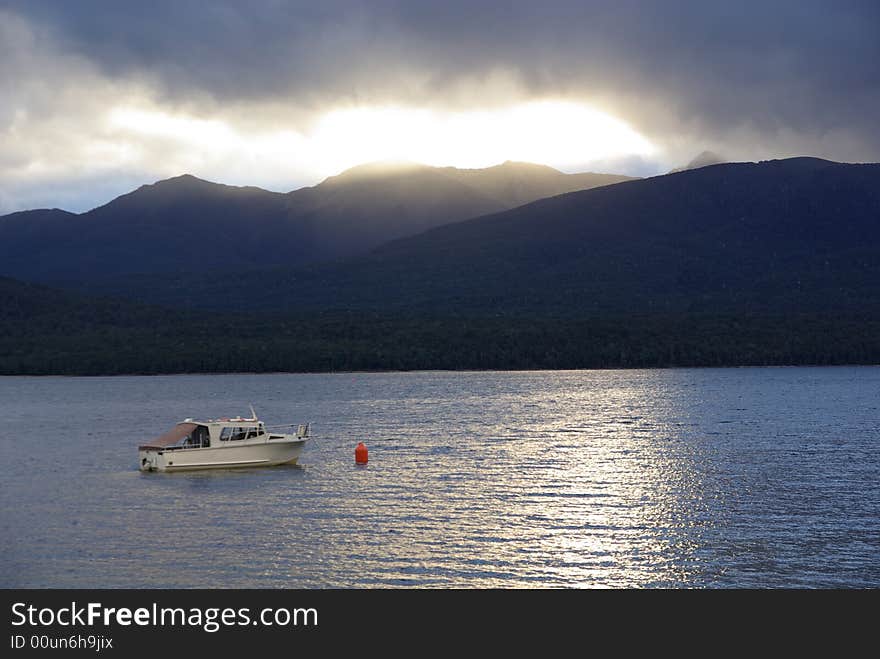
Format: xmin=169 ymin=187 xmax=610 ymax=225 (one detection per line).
xmin=181 ymin=416 xmax=262 ymax=425
xmin=139 ymin=422 xmax=199 ymax=450
xmin=138 ymin=417 xmax=264 ymax=450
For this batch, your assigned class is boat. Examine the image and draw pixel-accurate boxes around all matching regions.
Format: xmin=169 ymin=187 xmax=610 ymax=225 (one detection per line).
xmin=138 ymin=407 xmax=311 ymax=472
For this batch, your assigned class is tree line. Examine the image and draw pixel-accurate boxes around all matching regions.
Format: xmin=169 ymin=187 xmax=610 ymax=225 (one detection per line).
xmin=3 ymin=306 xmax=880 ymax=375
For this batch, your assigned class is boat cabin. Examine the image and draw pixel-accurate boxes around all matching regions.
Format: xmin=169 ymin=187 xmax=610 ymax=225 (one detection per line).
xmin=138 ymin=417 xmax=274 ymax=451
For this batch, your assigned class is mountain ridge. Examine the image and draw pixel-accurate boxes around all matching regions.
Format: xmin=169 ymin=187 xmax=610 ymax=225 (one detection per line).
xmin=74 ymin=157 xmax=880 ymax=316
xmin=0 ymin=161 xmax=633 ymax=282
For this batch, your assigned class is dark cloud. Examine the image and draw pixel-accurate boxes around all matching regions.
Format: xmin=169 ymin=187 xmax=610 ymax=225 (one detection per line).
xmin=7 ymin=0 xmax=879 ymax=159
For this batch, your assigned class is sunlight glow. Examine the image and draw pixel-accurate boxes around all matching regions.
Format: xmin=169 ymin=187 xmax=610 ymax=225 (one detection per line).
xmin=104 ymin=100 xmax=656 ymax=184
xmin=309 ymin=101 xmax=656 ymax=173
xmin=109 ymin=108 xmax=236 ymax=146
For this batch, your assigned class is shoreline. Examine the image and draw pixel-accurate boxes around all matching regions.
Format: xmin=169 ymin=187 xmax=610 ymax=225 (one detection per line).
xmin=4 ymin=362 xmax=880 ymax=378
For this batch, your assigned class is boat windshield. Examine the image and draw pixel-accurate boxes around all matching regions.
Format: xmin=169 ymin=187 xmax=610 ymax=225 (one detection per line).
xmin=220 ymin=426 xmax=263 ymax=441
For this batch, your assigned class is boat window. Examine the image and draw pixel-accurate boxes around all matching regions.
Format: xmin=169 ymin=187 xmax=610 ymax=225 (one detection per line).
xmin=220 ymin=427 xmax=246 ymax=441
xmin=220 ymin=426 xmax=259 ymax=441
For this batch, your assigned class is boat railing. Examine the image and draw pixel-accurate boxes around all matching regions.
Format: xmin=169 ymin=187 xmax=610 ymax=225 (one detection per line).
xmin=163 ymin=439 xmax=209 ymax=451
xmin=264 ymin=423 xmax=311 ymax=438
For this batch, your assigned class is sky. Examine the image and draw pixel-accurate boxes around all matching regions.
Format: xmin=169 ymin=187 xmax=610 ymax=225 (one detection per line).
xmin=1 ymin=0 xmax=878 ymax=214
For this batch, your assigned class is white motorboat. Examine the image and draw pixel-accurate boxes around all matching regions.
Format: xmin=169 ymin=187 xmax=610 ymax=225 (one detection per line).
xmin=138 ymin=408 xmax=311 ymax=472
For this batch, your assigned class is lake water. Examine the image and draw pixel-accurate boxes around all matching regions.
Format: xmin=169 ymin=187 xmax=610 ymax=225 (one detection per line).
xmin=1 ymin=367 xmax=878 ymax=588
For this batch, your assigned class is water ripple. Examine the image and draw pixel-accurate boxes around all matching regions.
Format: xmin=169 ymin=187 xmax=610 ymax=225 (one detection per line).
xmin=0 ymin=367 xmax=878 ymax=588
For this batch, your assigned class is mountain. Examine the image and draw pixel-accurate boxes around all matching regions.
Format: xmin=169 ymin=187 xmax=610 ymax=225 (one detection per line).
xmin=7 ymin=156 xmax=880 ymax=375
xmin=83 ymin=157 xmax=880 ymax=316
xmin=0 ymin=162 xmax=633 ymax=283
xmin=280 ymin=162 xmax=502 ymax=260
xmin=0 ymin=176 xmax=300 ymax=282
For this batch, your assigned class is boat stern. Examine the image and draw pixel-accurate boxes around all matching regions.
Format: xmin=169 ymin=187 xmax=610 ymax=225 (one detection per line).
xmin=138 ymin=447 xmax=164 ymax=472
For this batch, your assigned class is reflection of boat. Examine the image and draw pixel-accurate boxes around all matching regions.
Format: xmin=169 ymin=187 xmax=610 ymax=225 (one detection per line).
xmin=138 ymin=408 xmax=311 ymax=472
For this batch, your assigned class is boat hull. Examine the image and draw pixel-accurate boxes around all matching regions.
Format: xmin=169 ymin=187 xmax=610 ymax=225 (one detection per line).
xmin=139 ymin=439 xmax=306 ymax=472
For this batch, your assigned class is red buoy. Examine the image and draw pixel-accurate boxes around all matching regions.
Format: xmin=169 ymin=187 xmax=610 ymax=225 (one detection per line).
xmin=355 ymin=442 xmax=369 ymax=465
